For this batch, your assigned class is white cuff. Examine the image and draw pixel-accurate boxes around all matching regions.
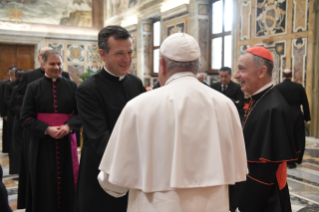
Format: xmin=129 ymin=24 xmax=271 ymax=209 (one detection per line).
xmin=97 ymin=171 xmax=128 ymax=198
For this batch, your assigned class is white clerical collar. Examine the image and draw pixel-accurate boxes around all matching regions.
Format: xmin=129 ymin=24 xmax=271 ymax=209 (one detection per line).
xmin=252 ymin=81 xmax=273 ymax=96
xmin=45 ymin=73 xmax=60 ymax=82
xmin=165 ymin=72 xmax=195 ymax=85
xmin=104 ymin=66 xmax=126 ymax=81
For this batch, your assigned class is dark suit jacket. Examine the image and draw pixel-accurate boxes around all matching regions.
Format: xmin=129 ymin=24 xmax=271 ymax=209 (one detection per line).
xmin=211 ymin=80 xmax=244 ymax=117
xmin=275 ymin=79 xmax=310 ymax=121
xmin=0 ymin=78 xmax=10 ymax=117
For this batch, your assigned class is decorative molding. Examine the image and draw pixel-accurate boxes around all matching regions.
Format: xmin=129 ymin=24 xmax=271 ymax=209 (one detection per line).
xmin=161 ymin=4 xmax=189 ymax=21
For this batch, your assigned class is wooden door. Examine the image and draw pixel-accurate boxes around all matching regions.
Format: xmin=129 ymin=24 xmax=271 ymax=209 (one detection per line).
xmin=0 ymin=44 xmax=34 ymax=81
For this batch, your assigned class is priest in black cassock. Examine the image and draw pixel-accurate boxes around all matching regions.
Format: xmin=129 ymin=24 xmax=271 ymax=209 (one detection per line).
xmin=0 ymin=164 xmax=12 ymax=212
xmin=75 ymin=25 xmax=146 ymax=212
xmin=6 ymin=69 xmax=24 ymax=174
xmin=230 ymin=47 xmax=298 ymax=212
xmin=0 ymin=65 xmax=16 ymax=153
xmin=275 ymin=69 xmax=311 ymax=168
xmin=211 ymin=67 xmax=244 ymax=118
xmin=16 ymin=47 xmax=70 ymax=209
xmin=20 ymin=50 xmax=80 ymax=212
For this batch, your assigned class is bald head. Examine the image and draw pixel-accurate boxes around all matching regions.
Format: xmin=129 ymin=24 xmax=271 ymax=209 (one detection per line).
xmin=38 ymin=47 xmax=53 ymax=69
xmin=197 ymin=73 xmax=204 ymax=83
xmin=282 ymin=69 xmax=292 ymax=80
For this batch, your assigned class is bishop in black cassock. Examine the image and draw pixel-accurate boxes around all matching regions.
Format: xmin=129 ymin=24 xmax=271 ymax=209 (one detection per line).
xmin=20 ymin=50 xmax=80 ymax=212
xmin=75 ymin=25 xmax=146 ymax=212
xmin=231 ymin=47 xmax=298 ymax=212
xmin=16 ymin=47 xmax=70 ymax=209
xmin=275 ymin=69 xmax=311 ymax=167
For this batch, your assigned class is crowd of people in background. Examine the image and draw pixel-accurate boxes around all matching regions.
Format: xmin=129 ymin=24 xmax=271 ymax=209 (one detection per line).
xmin=0 ymin=25 xmax=311 ymax=212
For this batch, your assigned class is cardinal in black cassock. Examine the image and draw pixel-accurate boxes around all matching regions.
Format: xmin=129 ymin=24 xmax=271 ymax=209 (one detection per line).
xmin=16 ymin=48 xmax=70 ymax=209
xmin=20 ymin=50 xmax=80 ymax=212
xmin=75 ymin=25 xmax=146 ymax=212
xmin=230 ymin=47 xmax=298 ymax=212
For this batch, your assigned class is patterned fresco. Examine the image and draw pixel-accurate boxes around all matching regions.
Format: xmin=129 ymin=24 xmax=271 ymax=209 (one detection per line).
xmin=104 ymin=0 xmax=140 ymax=19
xmin=292 ymin=0 xmax=309 ymax=32
xmin=87 ymin=44 xmax=100 ymax=63
xmin=291 ymin=38 xmax=307 ymax=86
xmin=68 ymin=65 xmax=85 ymax=85
xmin=256 ymin=41 xmax=286 ymax=85
xmin=166 ymin=22 xmax=185 ymax=38
xmin=256 ymin=0 xmax=287 ymax=37
xmin=199 ymin=19 xmax=208 ymax=72
xmin=240 ymin=1 xmax=251 ymax=40
xmin=67 ymin=44 xmax=85 ymax=62
xmin=0 ymin=0 xmax=92 ymax=26
xmin=239 ymin=45 xmax=251 ymax=53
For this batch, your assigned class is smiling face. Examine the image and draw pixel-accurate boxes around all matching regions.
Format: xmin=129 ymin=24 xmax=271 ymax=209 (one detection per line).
xmin=100 ymin=36 xmax=133 ymax=76
xmin=44 ymin=54 xmax=62 ymax=79
xmin=234 ymin=53 xmax=260 ymax=95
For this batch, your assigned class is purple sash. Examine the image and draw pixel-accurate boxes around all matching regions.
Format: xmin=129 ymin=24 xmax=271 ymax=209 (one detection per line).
xmin=36 ymin=113 xmax=79 ymax=189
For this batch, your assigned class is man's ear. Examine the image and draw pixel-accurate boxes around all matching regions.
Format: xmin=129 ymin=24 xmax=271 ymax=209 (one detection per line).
xmin=258 ymin=66 xmax=268 ymax=79
xmin=159 ymin=57 xmax=166 ymax=76
xmin=99 ymin=49 xmax=105 ymax=59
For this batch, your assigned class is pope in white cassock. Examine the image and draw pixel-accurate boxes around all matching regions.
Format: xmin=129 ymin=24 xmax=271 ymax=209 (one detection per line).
xmin=98 ymin=33 xmax=248 ymax=212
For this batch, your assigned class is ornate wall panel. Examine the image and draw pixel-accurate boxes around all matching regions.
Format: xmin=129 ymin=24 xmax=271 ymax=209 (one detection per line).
xmin=291 ymin=38 xmax=307 ymax=86
xmin=292 ymin=0 xmax=309 ymax=32
xmin=256 ymin=41 xmax=286 ymax=85
xmin=67 ymin=44 xmax=85 ymax=62
xmin=143 ymin=34 xmax=151 ymax=76
xmin=239 ymin=45 xmax=251 ymax=53
xmin=199 ymin=19 xmax=208 ymax=72
xmin=240 ymin=1 xmax=251 ymax=40
xmin=130 ymin=31 xmax=137 ymax=76
xmin=255 ymin=0 xmax=287 ymax=37
xmin=163 ymin=16 xmax=188 ymax=40
xmin=87 ymin=44 xmax=101 ymax=63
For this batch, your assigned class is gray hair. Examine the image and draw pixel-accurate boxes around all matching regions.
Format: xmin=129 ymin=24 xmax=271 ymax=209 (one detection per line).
xmin=160 ymin=52 xmax=200 ymax=72
xmin=42 ymin=50 xmax=62 ymax=63
xmin=240 ymin=50 xmax=274 ymax=77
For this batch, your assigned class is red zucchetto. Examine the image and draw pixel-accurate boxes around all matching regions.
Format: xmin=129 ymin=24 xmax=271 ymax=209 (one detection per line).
xmin=245 ymin=46 xmax=274 ymax=62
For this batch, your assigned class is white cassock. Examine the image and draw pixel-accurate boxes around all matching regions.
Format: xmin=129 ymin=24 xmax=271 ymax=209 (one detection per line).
xmin=98 ymin=72 xmax=248 ymax=212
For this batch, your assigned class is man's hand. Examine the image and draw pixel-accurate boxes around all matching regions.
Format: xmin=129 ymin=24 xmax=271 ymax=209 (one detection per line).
xmin=55 ymin=124 xmax=71 ymax=139
xmin=46 ymin=126 xmax=61 ymax=139
xmin=3 ymin=116 xmax=7 ymax=121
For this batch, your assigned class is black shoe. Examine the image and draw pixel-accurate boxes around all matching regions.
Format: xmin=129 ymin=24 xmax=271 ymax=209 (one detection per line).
xmin=287 ymin=163 xmax=297 ymax=169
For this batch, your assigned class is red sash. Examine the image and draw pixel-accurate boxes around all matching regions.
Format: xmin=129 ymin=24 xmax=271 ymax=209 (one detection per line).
xmin=36 ymin=113 xmax=79 ymax=189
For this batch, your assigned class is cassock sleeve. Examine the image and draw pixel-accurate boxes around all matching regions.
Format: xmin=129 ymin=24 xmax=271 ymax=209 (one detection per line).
xmin=20 ymin=85 xmax=50 ymax=137
xmin=16 ymin=73 xmax=28 ymax=95
xmin=97 ymin=171 xmax=128 ymax=198
xmin=9 ymin=87 xmax=20 ymax=115
xmin=65 ymin=84 xmax=82 ymax=131
xmin=76 ymin=85 xmax=111 ymax=158
xmin=300 ymin=86 xmax=310 ymax=121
